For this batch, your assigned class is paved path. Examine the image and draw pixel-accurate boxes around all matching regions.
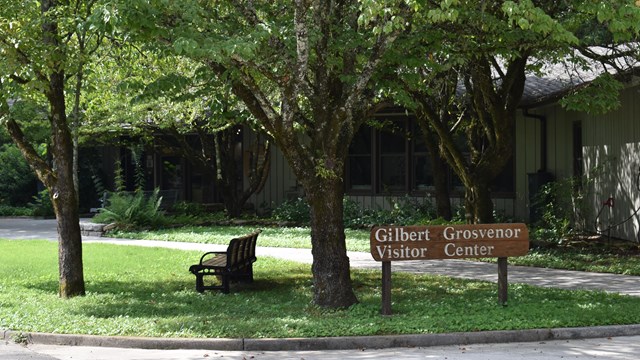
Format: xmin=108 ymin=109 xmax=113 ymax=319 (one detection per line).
xmin=4 ymin=335 xmax=640 ymax=360
xmin=2 ymin=217 xmax=640 ymax=360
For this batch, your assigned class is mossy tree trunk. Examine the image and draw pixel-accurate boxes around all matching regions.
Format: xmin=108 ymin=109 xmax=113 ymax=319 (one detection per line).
xmin=305 ymin=176 xmax=357 ymax=307
xmin=2 ymin=0 xmax=85 ymax=298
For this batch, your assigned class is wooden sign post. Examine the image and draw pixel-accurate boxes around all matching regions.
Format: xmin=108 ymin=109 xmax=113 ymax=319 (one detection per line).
xmin=370 ymin=223 xmax=529 ymax=315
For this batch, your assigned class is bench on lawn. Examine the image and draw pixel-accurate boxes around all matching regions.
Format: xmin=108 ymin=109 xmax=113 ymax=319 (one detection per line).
xmin=188 ymin=230 xmax=261 ymax=293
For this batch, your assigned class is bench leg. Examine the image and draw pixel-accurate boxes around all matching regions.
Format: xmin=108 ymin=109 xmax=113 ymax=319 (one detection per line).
xmin=244 ymin=265 xmax=254 ymax=283
xmin=231 ymin=266 xmax=254 ymax=283
xmin=222 ymin=274 xmax=230 ymax=294
xmin=195 ymin=274 xmax=205 ymax=293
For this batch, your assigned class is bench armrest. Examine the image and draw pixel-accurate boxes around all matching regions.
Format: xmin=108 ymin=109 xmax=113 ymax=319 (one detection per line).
xmin=199 ymin=251 xmax=226 ymax=264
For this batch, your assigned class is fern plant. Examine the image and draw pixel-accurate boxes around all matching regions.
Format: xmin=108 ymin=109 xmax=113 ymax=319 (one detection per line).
xmin=94 ymin=188 xmax=166 ymax=230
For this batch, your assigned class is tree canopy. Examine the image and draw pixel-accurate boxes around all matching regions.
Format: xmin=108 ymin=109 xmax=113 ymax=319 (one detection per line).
xmin=114 ymin=0 xmax=418 ymax=307
xmin=385 ymin=0 xmax=640 ymax=223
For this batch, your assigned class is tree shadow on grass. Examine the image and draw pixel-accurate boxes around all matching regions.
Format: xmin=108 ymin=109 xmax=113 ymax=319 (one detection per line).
xmin=26 ymin=274 xmax=304 ymax=310
xmin=16 ymin=270 xmax=640 ymax=338
xmin=25 ymin=272 xmax=297 ymax=307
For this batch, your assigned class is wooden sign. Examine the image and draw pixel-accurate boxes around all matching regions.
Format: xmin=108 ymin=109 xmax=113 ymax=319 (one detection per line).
xmin=370 ymin=223 xmax=529 ymax=261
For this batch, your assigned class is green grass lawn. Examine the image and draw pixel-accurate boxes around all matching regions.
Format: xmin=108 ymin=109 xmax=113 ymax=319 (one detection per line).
xmin=2 ymin=239 xmax=640 ymax=339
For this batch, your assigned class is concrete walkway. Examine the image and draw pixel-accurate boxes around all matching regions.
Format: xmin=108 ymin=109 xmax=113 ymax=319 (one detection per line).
xmin=2 ymin=217 xmax=640 ymax=360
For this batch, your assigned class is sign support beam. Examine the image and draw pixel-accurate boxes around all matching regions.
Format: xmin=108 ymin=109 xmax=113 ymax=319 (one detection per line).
xmin=498 ymin=257 xmax=508 ymax=306
xmin=381 ymin=261 xmax=392 ymax=315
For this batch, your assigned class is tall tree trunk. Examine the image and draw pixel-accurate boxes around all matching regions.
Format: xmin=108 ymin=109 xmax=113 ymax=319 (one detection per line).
xmin=49 ymin=70 xmax=86 ymax=298
xmin=305 ymin=177 xmax=358 ymax=308
xmin=42 ymin=0 xmax=85 ymax=298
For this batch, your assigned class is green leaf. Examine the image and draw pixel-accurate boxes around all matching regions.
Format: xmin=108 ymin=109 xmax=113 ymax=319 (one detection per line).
xmin=559 ymin=73 xmax=624 ymax=115
xmin=517 ymin=18 xmax=530 ymax=30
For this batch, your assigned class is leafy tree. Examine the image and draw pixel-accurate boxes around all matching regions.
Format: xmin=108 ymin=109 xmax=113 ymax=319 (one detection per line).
xmin=392 ymin=0 xmax=640 ymax=224
xmin=118 ymin=0 xmax=414 ymax=307
xmin=0 ymin=0 xmax=111 ymax=297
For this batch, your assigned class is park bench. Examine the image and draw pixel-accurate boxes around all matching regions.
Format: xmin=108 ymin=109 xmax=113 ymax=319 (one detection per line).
xmin=188 ymin=230 xmax=261 ymax=293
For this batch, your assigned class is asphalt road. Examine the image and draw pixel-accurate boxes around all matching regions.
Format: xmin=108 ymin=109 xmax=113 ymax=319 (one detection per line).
xmin=4 ymin=335 xmax=640 ymax=360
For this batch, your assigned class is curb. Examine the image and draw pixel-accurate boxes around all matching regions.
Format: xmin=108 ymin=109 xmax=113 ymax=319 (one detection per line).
xmin=4 ymin=324 xmax=640 ymax=351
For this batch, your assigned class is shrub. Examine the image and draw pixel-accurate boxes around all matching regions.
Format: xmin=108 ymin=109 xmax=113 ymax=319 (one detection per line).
xmin=343 ymin=198 xmax=366 ymax=228
xmin=0 ymin=145 xmax=37 ymax=206
xmin=271 ymin=197 xmax=310 ymax=223
xmin=162 ymin=201 xmax=229 ymax=226
xmin=93 ymin=189 xmax=166 ymax=230
xmin=530 ymin=176 xmax=590 ymax=245
xmin=272 ymin=196 xmax=440 ymax=228
xmin=30 ymin=189 xmax=54 ymax=218
xmin=0 ymin=205 xmax=34 ymax=217
xmin=170 ymin=201 xmax=208 ymax=216
xmin=354 ymin=196 xmax=437 ymax=226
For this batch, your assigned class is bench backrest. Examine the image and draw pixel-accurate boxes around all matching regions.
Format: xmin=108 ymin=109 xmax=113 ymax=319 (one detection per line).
xmin=226 ymin=230 xmax=261 ymax=270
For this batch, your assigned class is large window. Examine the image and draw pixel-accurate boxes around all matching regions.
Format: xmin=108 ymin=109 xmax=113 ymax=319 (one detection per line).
xmin=378 ymin=121 xmax=407 ymax=192
xmin=346 ymin=116 xmax=515 ymax=196
xmin=411 ymin=123 xmax=433 ymax=192
xmin=346 ymin=126 xmax=372 ymax=191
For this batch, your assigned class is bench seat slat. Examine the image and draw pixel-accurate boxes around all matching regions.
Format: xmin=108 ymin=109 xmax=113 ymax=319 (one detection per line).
xmin=202 ymin=256 xmax=226 ymax=267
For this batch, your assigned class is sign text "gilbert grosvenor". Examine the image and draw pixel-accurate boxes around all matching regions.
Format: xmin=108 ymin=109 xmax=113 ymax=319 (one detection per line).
xmin=370 ymin=223 xmax=529 ymax=261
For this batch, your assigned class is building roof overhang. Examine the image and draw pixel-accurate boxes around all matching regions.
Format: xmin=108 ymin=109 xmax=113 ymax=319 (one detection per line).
xmin=519 ymin=44 xmax=640 ymax=109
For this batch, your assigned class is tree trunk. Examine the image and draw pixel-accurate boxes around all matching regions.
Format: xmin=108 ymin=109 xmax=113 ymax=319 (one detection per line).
xmin=214 ymin=127 xmax=271 ymax=218
xmin=54 ymin=186 xmax=85 ymax=298
xmin=49 ymin=69 xmax=86 ymax=298
xmin=464 ymin=178 xmax=494 ymax=224
xmin=423 ymin=131 xmax=452 ymax=220
xmin=305 ymin=178 xmax=358 ymax=308
xmin=432 ymin=155 xmax=453 ymax=221
xmin=41 ymin=0 xmax=85 ymax=298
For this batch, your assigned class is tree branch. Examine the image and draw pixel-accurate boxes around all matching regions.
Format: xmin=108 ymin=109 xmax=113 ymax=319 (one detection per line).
xmin=293 ymin=0 xmax=314 ymax=98
xmin=343 ymin=28 xmax=402 ymax=113
xmin=0 ymin=36 xmax=49 ymax=84
xmin=4 ymin=117 xmax=56 ymax=188
xmin=230 ymin=56 xmax=286 ymax=88
xmin=207 ymin=61 xmax=279 ymax=136
xmin=577 ymin=45 xmax=640 ymax=74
